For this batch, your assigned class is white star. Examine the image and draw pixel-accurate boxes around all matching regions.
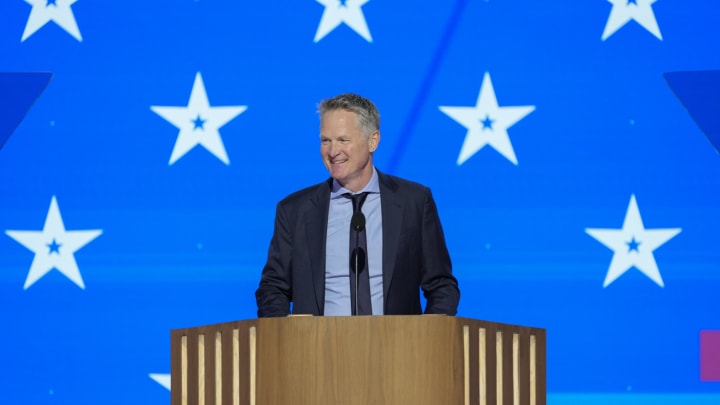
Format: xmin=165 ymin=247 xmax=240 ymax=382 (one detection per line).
xmin=439 ymin=72 xmax=535 ymax=166
xmin=5 ymin=196 xmax=102 ymax=290
xmin=602 ymin=0 xmax=662 ymax=41
xmin=314 ymin=0 xmax=372 ymax=43
xmin=586 ymin=194 xmax=681 ymax=287
xmin=150 ymin=373 xmax=171 ymax=390
xmin=22 ymin=0 xmax=82 ymax=42
xmin=151 ymin=72 xmax=247 ymax=165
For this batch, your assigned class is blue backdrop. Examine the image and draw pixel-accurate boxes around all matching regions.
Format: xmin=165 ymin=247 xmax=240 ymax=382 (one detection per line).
xmin=1 ymin=1 xmax=719 ymax=403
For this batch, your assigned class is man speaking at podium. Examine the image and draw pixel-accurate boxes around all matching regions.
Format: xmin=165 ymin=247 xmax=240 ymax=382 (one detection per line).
xmin=256 ymin=93 xmax=459 ymax=317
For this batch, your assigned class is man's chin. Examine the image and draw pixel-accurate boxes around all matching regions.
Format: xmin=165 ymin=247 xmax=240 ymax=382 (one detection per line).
xmin=330 ymin=173 xmax=349 ymax=186
xmin=329 ymin=168 xmax=346 ymax=181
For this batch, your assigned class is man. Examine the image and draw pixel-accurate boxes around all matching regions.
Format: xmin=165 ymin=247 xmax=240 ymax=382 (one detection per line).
xmin=256 ymin=93 xmax=459 ymax=317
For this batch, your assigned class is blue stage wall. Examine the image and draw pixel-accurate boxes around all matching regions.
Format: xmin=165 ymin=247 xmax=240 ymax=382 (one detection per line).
xmin=1 ymin=1 xmax=719 ymax=403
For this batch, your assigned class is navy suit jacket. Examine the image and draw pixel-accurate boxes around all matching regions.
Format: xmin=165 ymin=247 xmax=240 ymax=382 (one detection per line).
xmin=255 ymin=170 xmax=460 ymax=317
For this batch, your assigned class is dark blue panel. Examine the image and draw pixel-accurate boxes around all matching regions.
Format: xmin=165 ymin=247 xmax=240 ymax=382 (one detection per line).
xmin=0 ymin=71 xmax=52 ymax=149
xmin=665 ymin=70 xmax=720 ymax=155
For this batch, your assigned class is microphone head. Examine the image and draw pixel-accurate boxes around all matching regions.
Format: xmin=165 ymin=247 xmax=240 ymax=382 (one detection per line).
xmin=351 ymin=212 xmax=366 ymax=231
xmin=350 ymin=247 xmax=366 ymax=274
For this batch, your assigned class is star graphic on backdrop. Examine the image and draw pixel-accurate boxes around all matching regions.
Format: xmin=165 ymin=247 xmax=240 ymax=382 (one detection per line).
xmin=150 ymin=373 xmax=171 ymax=390
xmin=5 ymin=196 xmax=102 ymax=290
xmin=22 ymin=0 xmax=82 ymax=42
xmin=47 ymin=238 xmax=62 ymax=254
xmin=602 ymin=0 xmax=662 ymax=41
xmin=586 ymin=194 xmax=681 ymax=287
xmin=626 ymin=236 xmax=641 ymax=252
xmin=439 ymin=72 xmax=535 ymax=166
xmin=151 ymin=72 xmax=247 ymax=165
xmin=191 ymin=114 xmax=206 ymax=130
xmin=314 ymin=0 xmax=372 ymax=43
xmin=481 ymin=115 xmax=494 ymax=130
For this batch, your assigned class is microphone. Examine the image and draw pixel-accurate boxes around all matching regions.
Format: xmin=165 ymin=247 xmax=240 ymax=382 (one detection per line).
xmin=350 ymin=211 xmax=367 ymax=275
xmin=350 ymin=211 xmax=366 ymax=316
xmin=350 ymin=211 xmax=366 ymax=232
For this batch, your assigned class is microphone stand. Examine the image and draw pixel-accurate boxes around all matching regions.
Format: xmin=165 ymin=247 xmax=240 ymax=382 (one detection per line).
xmin=354 ymin=232 xmax=360 ymax=316
xmin=350 ymin=211 xmax=365 ymax=316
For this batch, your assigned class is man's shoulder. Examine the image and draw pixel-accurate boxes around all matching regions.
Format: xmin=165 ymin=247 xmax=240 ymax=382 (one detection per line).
xmin=378 ymin=171 xmax=430 ymax=195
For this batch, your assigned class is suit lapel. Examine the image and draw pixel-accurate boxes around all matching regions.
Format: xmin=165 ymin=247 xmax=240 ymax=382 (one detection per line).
xmin=378 ymin=171 xmax=402 ymax=301
xmin=304 ymin=179 xmax=332 ymax=314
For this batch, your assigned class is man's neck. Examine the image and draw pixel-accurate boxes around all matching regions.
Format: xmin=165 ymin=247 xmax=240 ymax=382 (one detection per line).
xmin=340 ymin=167 xmax=374 ymax=192
xmin=334 ymin=166 xmax=377 ymax=193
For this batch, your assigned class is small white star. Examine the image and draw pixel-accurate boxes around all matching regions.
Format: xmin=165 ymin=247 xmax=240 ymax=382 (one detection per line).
xmin=22 ymin=0 xmax=82 ymax=42
xmin=5 ymin=196 xmax=102 ymax=289
xmin=150 ymin=373 xmax=171 ymax=390
xmin=586 ymin=194 xmax=681 ymax=287
xmin=314 ymin=0 xmax=372 ymax=43
xmin=439 ymin=72 xmax=535 ymax=165
xmin=151 ymin=72 xmax=247 ymax=165
xmin=602 ymin=0 xmax=663 ymax=41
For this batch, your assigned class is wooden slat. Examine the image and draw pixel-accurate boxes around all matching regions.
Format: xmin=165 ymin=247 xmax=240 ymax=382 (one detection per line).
xmin=170 ymin=331 xmax=183 ymax=405
xmin=198 ymin=333 xmax=206 ymax=405
xmin=530 ymin=334 xmax=536 ymax=405
xmin=215 ymin=331 xmax=222 ymax=405
xmin=467 ymin=324 xmax=479 ymax=405
xmin=496 ymin=331 xmax=503 ymax=405
xmin=234 ymin=327 xmax=241 ymax=405
xmin=479 ymin=327 xmax=487 ymax=405
xmin=535 ymin=330 xmax=547 ymax=405
xmin=518 ymin=330 xmax=530 ymax=405
xmin=503 ymin=329 xmax=513 ymax=404
xmin=220 ymin=325 xmax=233 ymax=405
xmin=181 ymin=334 xmax=188 ymax=405
xmin=485 ymin=324 xmax=497 ymax=405
xmin=249 ymin=326 xmax=256 ymax=405
xmin=464 ymin=325 xmax=470 ymax=405
xmin=512 ymin=333 xmax=519 ymax=405
xmin=186 ymin=332 xmax=198 ymax=405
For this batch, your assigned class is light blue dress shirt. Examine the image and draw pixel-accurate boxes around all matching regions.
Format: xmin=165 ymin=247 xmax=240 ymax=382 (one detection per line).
xmin=324 ymin=167 xmax=384 ymax=315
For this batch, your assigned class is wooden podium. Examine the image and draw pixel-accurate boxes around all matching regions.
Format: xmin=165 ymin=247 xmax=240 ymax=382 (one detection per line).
xmin=171 ymin=316 xmax=545 ymax=405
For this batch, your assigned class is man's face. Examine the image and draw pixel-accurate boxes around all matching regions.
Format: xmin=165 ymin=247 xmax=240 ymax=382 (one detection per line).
xmin=320 ymin=109 xmax=379 ymax=191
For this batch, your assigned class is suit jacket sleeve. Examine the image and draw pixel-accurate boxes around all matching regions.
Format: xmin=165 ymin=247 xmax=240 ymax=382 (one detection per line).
xmin=420 ymin=187 xmax=460 ymax=315
xmin=255 ymin=201 xmax=293 ymax=317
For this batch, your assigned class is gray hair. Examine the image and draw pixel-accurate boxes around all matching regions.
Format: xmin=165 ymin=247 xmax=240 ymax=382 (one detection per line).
xmin=318 ymin=93 xmax=380 ymax=139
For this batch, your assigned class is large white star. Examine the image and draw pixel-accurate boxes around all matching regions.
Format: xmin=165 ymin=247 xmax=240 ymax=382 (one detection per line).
xmin=602 ymin=0 xmax=662 ymax=41
xmin=150 ymin=373 xmax=171 ymax=390
xmin=151 ymin=72 xmax=247 ymax=165
xmin=439 ymin=72 xmax=535 ymax=166
xmin=22 ymin=0 xmax=82 ymax=42
xmin=586 ymin=194 xmax=681 ymax=287
xmin=314 ymin=0 xmax=372 ymax=43
xmin=5 ymin=196 xmax=102 ymax=290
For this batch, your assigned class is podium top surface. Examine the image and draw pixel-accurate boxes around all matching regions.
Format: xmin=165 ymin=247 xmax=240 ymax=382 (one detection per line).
xmin=171 ymin=315 xmax=546 ymax=335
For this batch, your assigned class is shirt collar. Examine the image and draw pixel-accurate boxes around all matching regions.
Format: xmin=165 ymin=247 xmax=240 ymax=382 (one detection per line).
xmin=330 ymin=166 xmax=380 ymax=199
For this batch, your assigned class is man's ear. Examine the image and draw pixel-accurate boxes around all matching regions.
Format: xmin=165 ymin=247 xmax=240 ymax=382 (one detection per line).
xmin=369 ymin=130 xmax=380 ymax=152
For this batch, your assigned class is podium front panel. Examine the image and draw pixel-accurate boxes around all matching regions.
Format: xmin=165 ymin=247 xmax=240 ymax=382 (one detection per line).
xmin=171 ymin=316 xmax=546 ymax=405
